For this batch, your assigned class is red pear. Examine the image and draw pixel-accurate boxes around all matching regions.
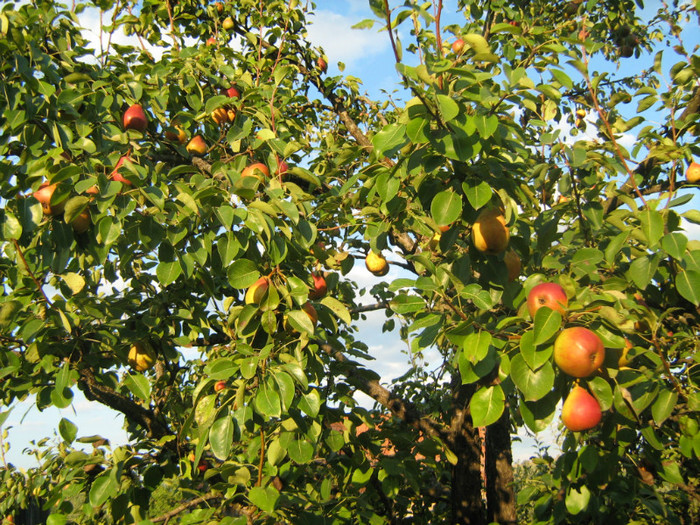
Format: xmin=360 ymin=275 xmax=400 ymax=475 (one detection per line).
xmin=554 ymin=327 xmax=605 ymax=378
xmin=561 ymin=385 xmax=602 ymax=431
xmin=302 ymin=301 xmax=318 ymax=327
xmin=123 ymin=104 xmax=148 ymax=132
xmin=242 ymin=162 xmax=270 ymax=180
xmin=33 ymin=182 xmax=65 ymax=216
xmin=225 ymin=86 xmax=241 ymax=98
xmin=186 ymin=135 xmax=207 ymax=156
xmin=527 ymin=282 xmax=568 ymax=318
xmin=309 ymin=274 xmax=327 ymax=300
xmin=245 ymin=277 xmax=269 ymax=305
xmin=110 ymin=155 xmax=134 ymax=185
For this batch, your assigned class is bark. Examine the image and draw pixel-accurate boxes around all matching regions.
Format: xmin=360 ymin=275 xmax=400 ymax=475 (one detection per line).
xmin=486 ymin=411 xmax=517 ymax=525
xmin=450 ymin=383 xmax=486 ymax=525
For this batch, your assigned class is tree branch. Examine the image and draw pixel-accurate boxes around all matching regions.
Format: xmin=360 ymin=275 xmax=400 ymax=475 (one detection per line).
xmin=151 ymin=493 xmax=224 ymax=523
xmin=603 ymin=85 xmax=700 ymax=214
xmin=77 ymin=366 xmax=172 ymax=440
xmin=318 ymin=341 xmax=452 ymax=447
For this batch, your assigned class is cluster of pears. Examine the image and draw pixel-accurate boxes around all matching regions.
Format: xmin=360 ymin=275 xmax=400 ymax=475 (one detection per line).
xmin=527 ymin=282 xmax=605 ymax=432
xmin=244 ymin=272 xmax=325 ymax=331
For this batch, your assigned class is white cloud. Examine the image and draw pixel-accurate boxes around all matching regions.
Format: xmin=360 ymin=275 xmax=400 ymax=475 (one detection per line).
xmin=306 ymin=10 xmax=390 ymax=68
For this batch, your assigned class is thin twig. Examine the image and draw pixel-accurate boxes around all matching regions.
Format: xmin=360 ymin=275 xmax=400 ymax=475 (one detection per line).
xmin=13 ymin=240 xmax=52 ymax=307
xmin=152 ymin=493 xmax=223 ymax=523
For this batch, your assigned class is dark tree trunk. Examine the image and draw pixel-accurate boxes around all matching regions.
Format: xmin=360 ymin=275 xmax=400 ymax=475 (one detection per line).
xmin=485 ymin=411 xmax=517 ymax=525
xmin=449 ymin=384 xmax=487 ymax=525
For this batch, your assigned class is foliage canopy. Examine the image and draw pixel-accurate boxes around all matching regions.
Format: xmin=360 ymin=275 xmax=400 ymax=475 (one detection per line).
xmin=1 ymin=0 xmax=699 ymax=523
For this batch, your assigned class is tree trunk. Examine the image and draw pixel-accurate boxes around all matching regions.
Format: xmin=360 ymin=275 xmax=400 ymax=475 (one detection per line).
xmin=485 ymin=411 xmax=517 ymax=524
xmin=450 ymin=384 xmax=486 ymax=525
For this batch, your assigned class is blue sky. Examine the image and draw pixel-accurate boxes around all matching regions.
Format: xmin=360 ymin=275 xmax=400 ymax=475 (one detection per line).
xmin=4 ymin=0 xmax=699 ymax=469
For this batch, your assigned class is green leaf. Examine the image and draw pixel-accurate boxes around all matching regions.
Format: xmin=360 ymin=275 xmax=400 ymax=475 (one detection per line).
xmin=124 ymin=374 xmax=151 ymax=402
xmin=431 ymin=190 xmax=463 ymax=226
xmin=627 ymin=255 xmax=659 ymax=289
xmin=89 ymin=474 xmax=118 ymax=507
xmin=639 ymin=209 xmax=664 ymax=248
xmin=210 ymin=415 xmax=235 ymax=460
xmin=519 ymin=330 xmax=552 ymax=370
xmin=461 ymin=331 xmax=492 ymax=364
xmin=228 ymin=259 xmax=260 ymax=289
xmin=0 ymin=210 xmax=22 ymax=240
xmin=46 ymin=515 xmax=67 ymax=525
xmin=462 ymin=33 xmax=490 ymax=54
xmin=682 ymin=209 xmax=700 ymax=224
xmin=205 ymin=358 xmax=239 ymax=380
xmin=298 ymin=389 xmax=321 ymax=418
xmin=462 ymin=180 xmax=492 ymax=210
xmin=248 ymin=486 xmax=279 ymax=514
xmin=651 ymin=389 xmax=678 ymax=425
xmin=587 ymin=376 xmax=613 ymax=411
xmin=372 ymin=123 xmax=407 ymax=155
xmin=61 ymin=272 xmax=85 ymax=295
xmin=519 ymin=391 xmax=558 ymax=433
xmin=676 ymin=269 xmax=700 ymax=305
xmin=565 ymin=485 xmax=590 ymax=515
xmin=287 ymin=309 xmax=314 ymax=335
xmin=436 ymin=94 xmax=460 ymax=122
xmin=661 ymin=232 xmax=688 ymax=260
xmin=511 ymin=355 xmax=555 ymax=401
xmin=533 ymin=307 xmax=562 ymax=345
xmin=58 ymin=418 xmax=77 ymax=443
xmin=62 ymin=196 xmax=89 ymax=224
xmin=469 ymin=385 xmax=505 ymax=427
xmin=460 ymin=283 xmax=493 ymax=310
xmin=156 ymin=260 xmax=182 ymax=285
xmin=320 ymin=296 xmax=352 ymax=325
xmin=255 ymin=382 xmax=281 ymax=418
xmin=288 ymin=438 xmax=314 ymax=464
xmin=390 ymin=293 xmax=426 ymax=314
xmin=97 ymin=216 xmax=122 ymax=246
xmin=0 ymin=301 xmax=23 ymax=331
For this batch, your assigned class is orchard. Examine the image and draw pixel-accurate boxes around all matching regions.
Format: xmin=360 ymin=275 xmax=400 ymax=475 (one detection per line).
xmin=1 ymin=0 xmax=699 ymax=524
